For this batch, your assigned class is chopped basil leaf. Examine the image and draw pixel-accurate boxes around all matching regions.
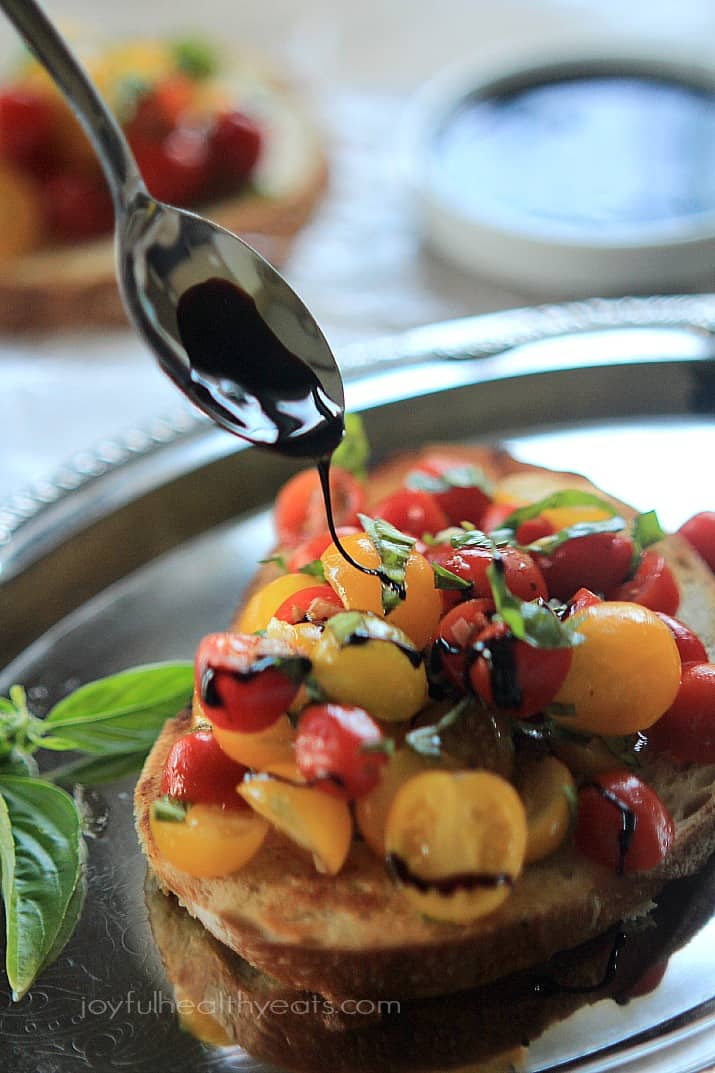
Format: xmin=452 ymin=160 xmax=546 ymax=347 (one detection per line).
xmin=325 ymin=611 xmax=369 ymax=646
xmin=298 ymin=559 xmax=325 ymax=581
xmin=432 ymin=563 xmax=472 ymax=592
xmin=171 ymin=37 xmax=218 ymax=79
xmin=331 ymin=413 xmax=370 ymax=480
xmin=452 ymin=528 xmax=511 ymax=549
xmin=151 ymin=796 xmax=188 ymax=823
xmin=631 ymin=510 xmax=666 ymax=569
xmin=562 ymin=781 xmax=579 ymax=825
xmin=358 ymin=514 xmax=414 ymax=613
xmin=405 ymin=698 xmax=472 ymax=758
xmin=602 ymin=734 xmax=643 ymax=769
xmin=360 ymin=738 xmax=395 ymax=757
xmin=487 ymin=557 xmax=583 ymax=650
xmin=325 ymin=611 xmax=416 ymax=651
xmin=501 ymin=490 xmax=618 ymax=532
xmin=522 ymin=515 xmax=626 ymax=555
xmin=406 ymin=464 xmax=493 ymax=497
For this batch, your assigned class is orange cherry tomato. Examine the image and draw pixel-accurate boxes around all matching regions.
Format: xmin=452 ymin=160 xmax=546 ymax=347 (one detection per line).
xmin=150 ymin=802 xmax=268 ymax=878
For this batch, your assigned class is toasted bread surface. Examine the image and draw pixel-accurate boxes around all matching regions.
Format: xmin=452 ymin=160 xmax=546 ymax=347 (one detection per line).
xmin=135 ymin=446 xmax=715 ymax=1001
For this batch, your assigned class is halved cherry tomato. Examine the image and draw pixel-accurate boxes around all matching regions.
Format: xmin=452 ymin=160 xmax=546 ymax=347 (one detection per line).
xmin=656 ymin=614 xmax=708 ymax=664
xmin=469 ymin=621 xmax=572 ymax=719
xmin=131 ymin=126 xmax=211 ymax=206
xmin=238 ymin=573 xmax=320 ymax=634
xmin=295 ymin=703 xmax=388 ymax=799
xmin=160 ymin=729 xmax=248 ymax=810
xmin=150 ymin=802 xmax=268 ymax=877
xmin=0 ymin=86 xmax=55 ymax=170
xmin=430 ymin=544 xmax=548 ymax=609
xmin=212 ymin=713 xmax=299 ymax=779
xmin=210 ymin=110 xmax=262 ymax=183
xmin=574 ymin=771 xmax=674 ymax=874
xmin=435 ymin=597 xmax=495 ymax=691
xmin=45 ymin=173 xmax=114 ymax=240
xmin=384 ymin=770 xmax=527 ymax=923
xmin=537 ymin=533 xmax=633 ymax=602
xmin=607 ymin=549 xmax=679 ymax=616
xmin=355 ymin=747 xmax=437 ymax=856
xmin=678 ymin=511 xmax=715 ymax=572
xmin=275 ymin=466 xmax=366 ymax=547
xmin=194 ymin=632 xmax=309 ymax=733
xmin=373 ymin=488 xmax=448 ymax=539
xmin=408 ymin=456 xmax=492 ymax=527
xmin=287 ymin=526 xmax=360 ymax=572
xmin=274 ymin=582 xmax=343 ymax=624
xmin=516 ymin=516 xmax=555 ymax=544
xmin=553 ymin=602 xmax=681 ymax=735
xmin=647 ymin=663 xmax=715 ymax=764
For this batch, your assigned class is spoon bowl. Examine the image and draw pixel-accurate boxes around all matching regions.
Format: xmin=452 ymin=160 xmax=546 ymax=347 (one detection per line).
xmin=1 ymin=0 xmax=344 ymax=457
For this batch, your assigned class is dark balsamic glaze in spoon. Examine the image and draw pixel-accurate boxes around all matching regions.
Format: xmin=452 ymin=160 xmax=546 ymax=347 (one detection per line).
xmin=176 ymin=278 xmax=396 ymax=589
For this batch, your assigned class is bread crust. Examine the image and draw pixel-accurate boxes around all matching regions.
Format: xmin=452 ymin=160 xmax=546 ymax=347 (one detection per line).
xmin=134 ymin=446 xmax=715 ymax=1001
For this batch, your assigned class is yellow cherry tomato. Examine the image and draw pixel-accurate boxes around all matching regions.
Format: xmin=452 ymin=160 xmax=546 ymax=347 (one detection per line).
xmin=518 ymin=755 xmax=575 ymax=864
xmin=239 ymin=776 xmax=352 ymax=875
xmin=149 ymin=803 xmax=269 ymax=878
xmin=310 ymin=618 xmax=428 ymax=722
xmin=237 ymin=574 xmax=319 ymax=634
xmin=321 ymin=532 xmax=441 ymax=650
xmin=542 ymin=504 xmax=614 ymax=530
xmin=553 ymin=601 xmax=681 ymax=735
xmin=384 ymin=770 xmax=527 ymax=923
xmin=212 ymin=714 xmax=300 ymax=778
xmin=355 ymin=747 xmax=439 ymax=856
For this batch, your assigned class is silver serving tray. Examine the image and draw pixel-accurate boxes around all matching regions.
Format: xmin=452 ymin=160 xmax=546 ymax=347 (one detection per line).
xmin=1 ymin=295 xmax=715 ymax=1073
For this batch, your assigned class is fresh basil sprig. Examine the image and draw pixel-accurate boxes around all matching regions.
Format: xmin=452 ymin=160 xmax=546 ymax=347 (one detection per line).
xmin=359 ymin=514 xmax=415 ymax=613
xmin=498 ymin=490 xmax=618 ymax=533
xmin=405 ymin=697 xmax=472 ymax=758
xmin=0 ymin=661 xmax=193 ymax=1001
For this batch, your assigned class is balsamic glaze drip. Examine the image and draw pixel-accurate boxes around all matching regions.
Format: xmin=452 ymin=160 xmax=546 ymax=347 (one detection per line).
xmin=585 ymin=781 xmax=638 ymax=875
xmin=176 ymin=279 xmax=343 ymax=458
xmin=533 ymin=929 xmax=628 ymax=996
xmin=386 ymin=853 xmax=515 ymax=895
xmin=341 ymin=629 xmax=424 ymax=668
xmin=200 ymin=659 xmax=310 ymax=708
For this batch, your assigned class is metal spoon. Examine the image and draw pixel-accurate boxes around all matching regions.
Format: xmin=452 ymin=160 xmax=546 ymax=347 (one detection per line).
xmin=0 ymin=0 xmax=344 ymax=456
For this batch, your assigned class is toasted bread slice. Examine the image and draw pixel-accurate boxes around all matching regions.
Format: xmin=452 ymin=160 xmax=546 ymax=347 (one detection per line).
xmin=0 ymin=71 xmax=327 ymax=332
xmin=134 ymin=447 xmax=715 ymax=1002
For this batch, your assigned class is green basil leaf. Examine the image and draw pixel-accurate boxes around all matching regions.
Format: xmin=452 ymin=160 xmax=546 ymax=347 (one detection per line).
xmin=406 ymin=464 xmax=493 ymax=497
xmin=0 ymin=751 xmax=38 ymax=778
xmin=522 ymin=515 xmax=626 ymax=556
xmin=501 ymin=490 xmax=618 ymax=532
xmin=171 ymin=37 xmax=218 ymax=79
xmin=487 ymin=558 xmax=583 ymax=650
xmin=631 ymin=510 xmax=666 ymax=560
xmin=259 ymin=554 xmax=288 ymax=572
xmin=0 ymin=776 xmax=85 ymax=1000
xmin=36 ymin=868 xmax=87 ymax=980
xmin=0 ymin=698 xmax=16 ymax=714
xmin=41 ymin=663 xmax=193 ymax=755
xmin=151 ymin=796 xmax=188 ymax=823
xmin=47 ymin=750 xmax=149 ymax=788
xmin=358 ymin=514 xmax=414 ymax=613
xmin=298 ymin=559 xmax=326 ymax=581
xmin=432 ymin=563 xmax=472 ymax=591
xmin=449 ymin=528 xmax=495 ymax=550
xmin=331 ymin=413 xmax=370 ymax=480
xmin=405 ymin=697 xmax=472 ymax=758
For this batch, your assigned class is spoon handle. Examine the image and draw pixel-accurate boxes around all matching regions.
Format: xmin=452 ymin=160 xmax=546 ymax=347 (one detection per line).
xmin=0 ymin=0 xmax=144 ymax=208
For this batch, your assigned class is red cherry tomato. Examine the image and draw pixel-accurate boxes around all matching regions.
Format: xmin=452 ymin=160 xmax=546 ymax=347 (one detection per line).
xmin=374 ymin=487 xmax=448 ymax=539
xmin=655 ymin=614 xmax=708 ymax=664
xmin=274 ymin=466 xmax=366 ymax=547
xmin=481 ymin=501 xmax=518 ymax=533
xmin=195 ymin=632 xmax=309 ymax=733
xmin=125 ymin=76 xmax=196 ymax=140
xmin=274 ymin=582 xmax=343 ymax=624
xmin=295 ymin=703 xmax=388 ymax=799
xmin=568 ymin=587 xmax=602 ymax=614
xmin=607 ymin=549 xmax=679 ymax=616
xmin=538 ymin=533 xmax=634 ymax=602
xmin=210 ymin=111 xmax=262 ymax=183
xmin=678 ymin=512 xmax=715 ymax=572
xmin=409 ymin=456 xmax=492 ymax=527
xmin=516 ymin=516 xmax=555 ymax=545
xmin=647 ymin=663 xmax=715 ymax=764
xmin=432 ymin=543 xmax=548 ymax=609
xmin=575 ymin=771 xmax=674 ymax=874
xmin=468 ymin=621 xmax=572 ymax=718
xmin=161 ymin=729 xmax=248 ymax=810
xmin=0 ymin=86 xmax=55 ymax=170
xmin=436 ymin=598 xmax=495 ymax=691
xmin=45 ymin=173 xmax=114 ymax=240
xmin=286 ymin=526 xmax=360 ymax=571
xmin=132 ymin=127 xmax=211 ymax=206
